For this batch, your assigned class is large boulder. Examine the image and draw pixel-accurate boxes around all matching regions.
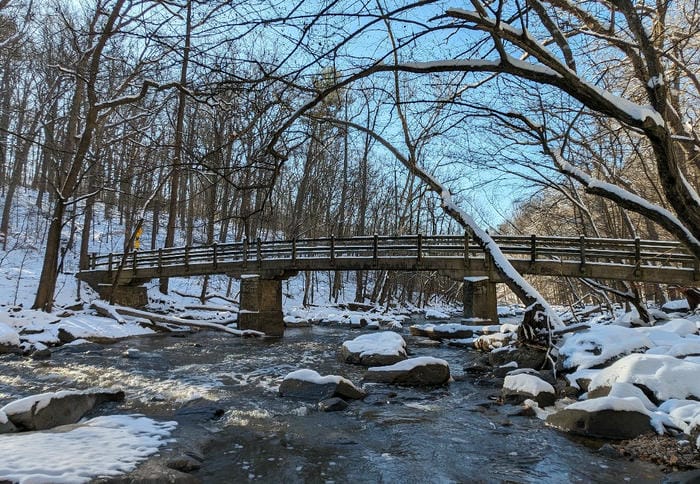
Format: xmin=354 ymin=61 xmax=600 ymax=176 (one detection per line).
xmin=1 ymin=388 xmax=125 ymax=431
xmin=364 ymin=356 xmax=450 ymax=386
xmin=546 ymin=396 xmax=654 ymax=440
xmin=0 ymin=410 xmax=17 ymax=434
xmin=279 ymin=369 xmax=365 ymax=401
xmin=0 ymin=322 xmax=21 ymax=355
xmin=409 ymin=323 xmax=474 ymax=340
xmin=489 ymin=344 xmax=547 ymax=370
xmin=502 ymin=372 xmax=556 ymax=407
xmin=341 ymin=332 xmax=407 ymax=366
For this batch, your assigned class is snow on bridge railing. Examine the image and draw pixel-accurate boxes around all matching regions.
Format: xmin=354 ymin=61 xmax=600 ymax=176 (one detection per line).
xmin=85 ymin=234 xmax=698 ymax=276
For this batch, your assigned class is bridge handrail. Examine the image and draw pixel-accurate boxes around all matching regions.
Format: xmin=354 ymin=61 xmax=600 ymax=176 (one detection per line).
xmin=86 ymin=234 xmax=697 ymax=276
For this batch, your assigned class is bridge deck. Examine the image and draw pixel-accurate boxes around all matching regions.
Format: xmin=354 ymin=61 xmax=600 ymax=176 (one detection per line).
xmin=79 ymin=234 xmax=699 ymax=286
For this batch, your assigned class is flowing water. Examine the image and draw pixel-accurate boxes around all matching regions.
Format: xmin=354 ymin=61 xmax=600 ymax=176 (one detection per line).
xmin=0 ymin=322 xmax=668 ymax=483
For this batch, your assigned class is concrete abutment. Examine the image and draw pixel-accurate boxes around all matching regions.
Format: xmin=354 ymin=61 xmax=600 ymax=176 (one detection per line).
xmin=463 ymin=278 xmax=498 ymax=323
xmin=238 ymin=275 xmax=284 ymax=337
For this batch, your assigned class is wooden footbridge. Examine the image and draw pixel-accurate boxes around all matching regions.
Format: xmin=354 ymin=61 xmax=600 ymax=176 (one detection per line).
xmin=79 ymin=234 xmax=699 ymax=336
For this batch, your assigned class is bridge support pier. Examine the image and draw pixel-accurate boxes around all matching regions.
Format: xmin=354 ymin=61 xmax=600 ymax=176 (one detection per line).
xmin=463 ymin=277 xmax=498 ymax=323
xmin=238 ymin=275 xmax=284 ymax=337
xmin=96 ymin=284 xmax=148 ymax=308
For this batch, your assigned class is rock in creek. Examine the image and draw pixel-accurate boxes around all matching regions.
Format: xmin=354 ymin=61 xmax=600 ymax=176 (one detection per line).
xmin=1 ymin=388 xmax=125 ymax=431
xmin=279 ymin=369 xmax=365 ymax=401
xmin=318 ymin=397 xmax=349 ymax=412
xmin=546 ymin=408 xmax=654 ymax=440
xmin=501 ymin=373 xmax=556 ymax=408
xmin=364 ymin=356 xmax=450 ymax=386
xmin=489 ymin=344 xmax=547 ymax=370
xmin=341 ymin=332 xmax=407 ymax=366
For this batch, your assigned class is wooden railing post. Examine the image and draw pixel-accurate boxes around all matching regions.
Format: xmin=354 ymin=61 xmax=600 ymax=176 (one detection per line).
xmin=373 ymin=234 xmax=379 ymax=260
xmin=292 ymin=239 xmax=297 ymax=261
xmin=579 ymin=235 xmax=586 ymax=268
xmin=530 ymin=235 xmax=536 ymax=264
xmin=463 ymin=231 xmax=470 ymax=268
xmin=243 ymin=238 xmax=249 ymax=264
xmin=157 ymin=248 xmax=163 ymax=273
xmin=108 ymin=253 xmax=113 ymax=275
xmin=330 ymin=235 xmax=336 ymax=262
xmin=132 ymin=250 xmax=138 ymax=272
xmin=184 ymin=246 xmax=190 ymax=269
xmin=213 ymin=242 xmax=218 ymax=270
xmin=634 ymin=237 xmax=641 ymax=275
xmin=256 ymin=238 xmax=262 ymax=262
xmin=417 ymin=233 xmax=423 ymax=262
xmin=90 ymin=252 xmax=96 ymax=269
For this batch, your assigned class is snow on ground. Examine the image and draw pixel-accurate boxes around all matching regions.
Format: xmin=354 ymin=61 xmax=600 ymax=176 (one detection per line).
xmin=588 ymin=353 xmax=700 ymax=401
xmin=559 ymin=325 xmax=652 ymax=369
xmin=0 ymin=415 xmax=176 ymax=483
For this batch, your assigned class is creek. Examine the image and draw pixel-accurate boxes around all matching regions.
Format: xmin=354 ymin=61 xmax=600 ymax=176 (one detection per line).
xmin=0 ymin=321 xmax=667 ymax=483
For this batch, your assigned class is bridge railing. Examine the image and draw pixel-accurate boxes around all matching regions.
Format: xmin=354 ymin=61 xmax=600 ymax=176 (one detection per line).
xmin=86 ymin=234 xmax=698 ymax=276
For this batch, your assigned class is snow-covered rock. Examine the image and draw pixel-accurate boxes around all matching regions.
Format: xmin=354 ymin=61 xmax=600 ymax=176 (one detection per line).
xmin=0 ymin=321 xmax=20 ymax=353
xmin=364 ymin=356 xmax=450 ymax=386
xmin=341 ymin=332 xmax=407 ymax=366
xmin=558 ymin=325 xmax=651 ymax=370
xmin=424 ymin=308 xmax=449 ymax=320
xmin=279 ymin=369 xmax=364 ymax=401
xmin=1 ymin=388 xmax=125 ymax=431
xmin=409 ymin=323 xmax=473 ymax=340
xmin=502 ymin=373 xmax=556 ymax=407
xmin=588 ymin=354 xmax=700 ymax=402
xmin=546 ymin=396 xmax=654 ymax=440
xmin=662 ymin=299 xmax=690 ymax=313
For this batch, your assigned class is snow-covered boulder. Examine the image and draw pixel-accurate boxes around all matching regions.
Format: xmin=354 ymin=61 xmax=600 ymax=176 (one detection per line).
xmin=662 ymin=299 xmax=690 ymax=313
xmin=1 ymin=388 xmax=125 ymax=431
xmin=0 ymin=322 xmax=21 ymax=354
xmin=364 ymin=356 xmax=450 ymax=386
xmin=341 ymin=332 xmax=407 ymax=366
xmin=279 ymin=369 xmax=365 ymax=401
xmin=546 ymin=396 xmax=654 ymax=440
xmin=502 ymin=373 xmax=556 ymax=407
xmin=409 ymin=323 xmax=473 ymax=340
xmin=424 ymin=308 xmax=449 ymax=320
xmin=558 ymin=325 xmax=651 ymax=370
xmin=588 ymin=354 xmax=700 ymax=402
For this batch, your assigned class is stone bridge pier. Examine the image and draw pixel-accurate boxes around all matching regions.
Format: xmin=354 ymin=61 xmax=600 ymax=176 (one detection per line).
xmin=462 ymin=277 xmax=498 ymax=322
xmin=238 ymin=273 xmax=293 ymax=337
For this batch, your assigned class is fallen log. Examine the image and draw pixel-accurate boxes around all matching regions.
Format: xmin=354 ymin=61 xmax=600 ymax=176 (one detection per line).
xmin=91 ymin=301 xmax=263 ymax=337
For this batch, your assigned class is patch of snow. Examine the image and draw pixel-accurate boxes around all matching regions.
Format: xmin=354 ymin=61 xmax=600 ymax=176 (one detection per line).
xmin=588 ymin=354 xmax=700 ymax=401
xmin=607 ymin=382 xmax=657 ymax=411
xmin=0 ymin=415 xmax=176 ymax=483
xmin=559 ymin=325 xmax=651 ymax=369
xmin=565 ymin=396 xmax=651 ymax=415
